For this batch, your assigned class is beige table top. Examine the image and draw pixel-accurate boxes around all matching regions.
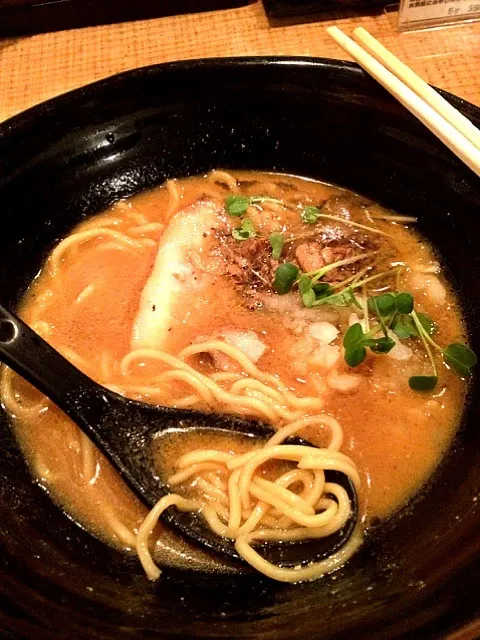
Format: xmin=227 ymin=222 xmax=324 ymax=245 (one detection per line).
xmin=0 ymin=2 xmax=479 ymax=124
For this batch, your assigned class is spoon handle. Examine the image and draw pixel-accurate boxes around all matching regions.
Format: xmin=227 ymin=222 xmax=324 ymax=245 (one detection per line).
xmin=0 ymin=304 xmax=104 ymax=416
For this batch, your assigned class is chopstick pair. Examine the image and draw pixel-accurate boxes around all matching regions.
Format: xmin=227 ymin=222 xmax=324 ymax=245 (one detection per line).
xmin=326 ymin=26 xmax=480 ymax=177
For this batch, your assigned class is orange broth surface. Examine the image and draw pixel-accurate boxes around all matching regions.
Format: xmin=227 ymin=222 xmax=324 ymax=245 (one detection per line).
xmin=2 ymin=171 xmax=467 ymax=573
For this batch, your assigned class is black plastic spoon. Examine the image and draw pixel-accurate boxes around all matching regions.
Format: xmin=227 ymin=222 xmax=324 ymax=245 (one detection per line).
xmin=0 ymin=304 xmax=357 ymax=568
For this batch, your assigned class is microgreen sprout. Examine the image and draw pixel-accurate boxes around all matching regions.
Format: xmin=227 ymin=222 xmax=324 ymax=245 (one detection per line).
xmin=300 ymin=206 xmax=391 ymax=237
xmin=304 ymin=251 xmax=379 ymax=284
xmin=343 ymin=323 xmax=395 ymax=367
xmin=265 ymin=197 xmax=475 ymax=390
xmin=361 ymin=286 xmax=370 ymax=333
xmin=410 ymin=310 xmax=477 ymax=382
xmin=271 ymin=254 xmax=391 ymax=305
xmin=370 ymin=297 xmax=390 ymax=339
xmin=226 ymin=195 xmax=283 ymax=217
xmin=409 ymin=310 xmax=439 ymax=391
xmin=312 ymin=286 xmax=360 ymax=308
xmin=350 ymin=267 xmax=401 ymax=290
xmin=232 ymin=217 xmax=256 ymax=241
xmin=363 ymin=295 xmax=476 ymax=390
xmin=392 ymin=312 xmax=436 ymax=340
xmin=337 ymin=286 xmax=476 ymax=391
xmin=269 ymin=232 xmax=284 ymax=260
xmin=301 ymin=206 xmax=321 ymax=225
xmin=226 ymin=195 xmax=250 ymax=216
xmin=331 ymin=266 xmax=369 ymax=292
xmin=443 ymin=343 xmax=478 ymax=377
xmin=367 ymin=292 xmax=415 ymax=338
xmin=369 ymin=213 xmax=418 ymax=223
xmin=272 ymin=263 xmax=299 ymax=295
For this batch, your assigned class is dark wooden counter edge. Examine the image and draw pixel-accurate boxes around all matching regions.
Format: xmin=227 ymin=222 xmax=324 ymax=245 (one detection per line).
xmin=0 ymin=0 xmax=250 ymax=38
xmin=263 ymin=0 xmax=393 ymax=23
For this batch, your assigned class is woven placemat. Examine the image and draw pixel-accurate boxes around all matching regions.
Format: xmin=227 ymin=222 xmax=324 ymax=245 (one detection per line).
xmin=0 ymin=2 xmax=479 ymax=122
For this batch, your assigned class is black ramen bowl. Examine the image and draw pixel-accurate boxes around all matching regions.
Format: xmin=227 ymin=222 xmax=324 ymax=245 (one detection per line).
xmin=0 ymin=57 xmax=480 ymax=640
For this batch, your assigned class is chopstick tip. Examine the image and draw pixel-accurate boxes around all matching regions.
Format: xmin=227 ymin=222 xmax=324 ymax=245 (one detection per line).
xmin=326 ymin=25 xmax=348 ymax=43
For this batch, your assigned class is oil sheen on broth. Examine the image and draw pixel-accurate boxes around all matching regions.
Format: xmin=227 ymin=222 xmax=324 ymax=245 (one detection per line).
xmin=2 ymin=170 xmax=467 ymax=576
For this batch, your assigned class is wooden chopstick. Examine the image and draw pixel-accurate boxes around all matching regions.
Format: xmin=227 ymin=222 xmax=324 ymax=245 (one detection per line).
xmin=352 ymin=27 xmax=480 ymax=151
xmin=326 ymin=26 xmax=480 ymax=177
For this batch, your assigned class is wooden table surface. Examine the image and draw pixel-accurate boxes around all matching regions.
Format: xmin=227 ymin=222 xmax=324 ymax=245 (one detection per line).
xmin=0 ymin=2 xmax=479 ymax=124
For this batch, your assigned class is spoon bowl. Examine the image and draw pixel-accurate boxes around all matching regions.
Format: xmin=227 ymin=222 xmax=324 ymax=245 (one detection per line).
xmin=0 ymin=303 xmax=358 ymax=567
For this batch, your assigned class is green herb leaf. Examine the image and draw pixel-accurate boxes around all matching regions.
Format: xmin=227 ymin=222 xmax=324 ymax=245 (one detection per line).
xmin=343 ymin=323 xmax=364 ymax=349
xmin=392 ymin=314 xmax=418 ymax=339
xmin=269 ymin=232 xmax=284 ymax=260
xmin=370 ymin=337 xmax=396 ymax=354
xmin=368 ymin=293 xmax=396 ymax=316
xmin=345 ymin=344 xmax=367 ymax=367
xmin=231 ymin=229 xmax=249 ymax=240
xmin=443 ymin=343 xmax=477 ymax=377
xmin=301 ymin=206 xmax=321 ymax=225
xmin=417 ymin=312 xmax=437 ymax=336
xmin=226 ymin=195 xmax=250 ymax=216
xmin=368 ymin=291 xmax=413 ymax=319
xmin=312 ymin=282 xmax=333 ymax=297
xmin=232 ymin=217 xmax=256 ymax=241
xmin=409 ymin=375 xmax=438 ymax=391
xmin=343 ymin=323 xmax=368 ymax=366
xmin=302 ymin=289 xmax=316 ymax=308
xmin=298 ymin=275 xmax=312 ymax=295
xmin=343 ymin=322 xmax=395 ymax=368
xmin=392 ymin=311 xmax=435 ymax=340
xmin=273 ymin=263 xmax=299 ymax=295
xmin=314 ymin=286 xmax=357 ymax=307
xmin=226 ymin=194 xmax=284 ymax=217
xmin=396 ymin=292 xmax=414 ymax=314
